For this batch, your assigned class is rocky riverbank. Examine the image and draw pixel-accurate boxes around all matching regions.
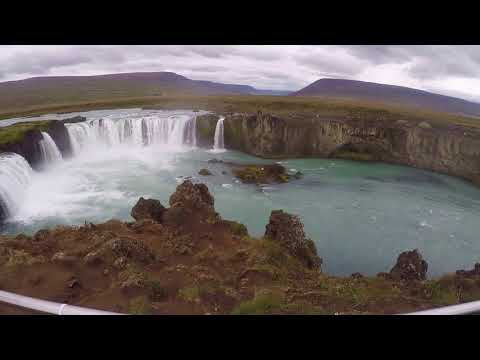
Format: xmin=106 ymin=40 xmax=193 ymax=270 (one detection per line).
xmin=196 ymin=111 xmax=480 ymax=187
xmin=1 ymin=180 xmax=479 ymax=315
xmin=0 ymin=116 xmax=86 ymax=169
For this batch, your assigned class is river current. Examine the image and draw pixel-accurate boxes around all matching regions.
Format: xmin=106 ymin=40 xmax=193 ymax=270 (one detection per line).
xmin=1 ymin=108 xmax=480 ymax=277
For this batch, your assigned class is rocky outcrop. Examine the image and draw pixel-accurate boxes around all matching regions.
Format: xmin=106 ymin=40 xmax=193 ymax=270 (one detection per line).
xmin=46 ymin=120 xmax=73 ymax=158
xmin=264 ymin=210 xmax=322 ymax=271
xmin=0 ymin=130 xmax=45 ymax=169
xmin=131 ymin=197 xmax=166 ymax=222
xmin=221 ymin=111 xmax=480 ymax=186
xmin=198 ymin=168 xmax=213 ymax=176
xmin=389 ymin=249 xmax=428 ymax=282
xmin=196 ymin=114 xmax=219 ymax=147
xmin=0 ymin=120 xmax=73 ymax=168
xmin=169 ymin=180 xmax=215 ymax=212
xmin=233 ymin=164 xmax=290 ymax=184
xmin=456 ymin=263 xmax=480 ymax=278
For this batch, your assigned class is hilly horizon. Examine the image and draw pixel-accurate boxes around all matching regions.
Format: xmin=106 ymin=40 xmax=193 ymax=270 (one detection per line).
xmin=0 ymin=71 xmax=291 ymax=114
xmin=293 ymin=78 xmax=480 ymax=117
xmin=1 ymin=71 xmax=479 ymax=119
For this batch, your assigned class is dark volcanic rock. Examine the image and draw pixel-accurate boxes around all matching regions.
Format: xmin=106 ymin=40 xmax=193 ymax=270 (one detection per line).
xmin=198 ymin=168 xmax=213 ymax=176
xmin=456 ymin=263 xmax=480 ymax=278
xmin=233 ymin=164 xmax=290 ymax=184
xmin=107 ymin=237 xmax=155 ymax=264
xmin=389 ymin=249 xmax=428 ymax=282
xmin=47 ymin=120 xmax=72 ymax=158
xmin=0 ymin=130 xmax=44 ymax=169
xmin=131 ymin=197 xmax=166 ymax=222
xmin=169 ymin=180 xmax=214 ymax=211
xmin=264 ymin=210 xmax=322 ymax=271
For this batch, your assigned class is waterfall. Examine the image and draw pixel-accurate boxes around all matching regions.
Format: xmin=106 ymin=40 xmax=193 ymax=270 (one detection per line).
xmin=39 ymin=132 xmax=63 ymax=165
xmin=66 ymin=122 xmax=96 ymax=155
xmin=213 ymin=117 xmax=225 ymax=150
xmin=66 ymin=114 xmax=198 ymax=153
xmin=0 ymin=153 xmax=33 ymax=219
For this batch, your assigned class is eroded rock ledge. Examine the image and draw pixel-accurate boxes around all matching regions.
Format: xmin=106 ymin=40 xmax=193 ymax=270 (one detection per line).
xmin=198 ymin=111 xmax=480 ymax=186
xmin=1 ymin=181 xmax=479 ymax=315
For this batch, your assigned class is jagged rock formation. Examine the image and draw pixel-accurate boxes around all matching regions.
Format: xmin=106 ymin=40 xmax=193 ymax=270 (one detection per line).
xmin=389 ymin=249 xmax=428 ymax=282
xmin=131 ymin=198 xmax=166 ymax=222
xmin=0 ymin=117 xmax=81 ymax=168
xmin=3 ymin=181 xmax=480 ymax=314
xmin=220 ymin=111 xmax=480 ymax=186
xmin=265 ymin=210 xmax=322 ymax=270
xmin=169 ymin=180 xmax=215 ymax=212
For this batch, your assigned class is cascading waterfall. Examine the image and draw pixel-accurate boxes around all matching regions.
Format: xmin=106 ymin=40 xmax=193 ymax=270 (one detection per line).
xmin=66 ymin=122 xmax=96 ymax=155
xmin=0 ymin=153 xmax=33 ymax=219
xmin=39 ymin=132 xmax=63 ymax=165
xmin=213 ymin=117 xmax=225 ymax=150
xmin=66 ymin=114 xmax=198 ymax=153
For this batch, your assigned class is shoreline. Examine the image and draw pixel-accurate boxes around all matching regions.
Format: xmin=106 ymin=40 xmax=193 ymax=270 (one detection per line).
xmin=1 ymin=180 xmax=480 ymax=315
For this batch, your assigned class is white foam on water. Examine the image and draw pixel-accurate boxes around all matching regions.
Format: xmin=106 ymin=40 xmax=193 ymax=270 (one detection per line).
xmin=0 ymin=153 xmax=33 ymax=218
xmin=39 ymin=132 xmax=63 ymax=166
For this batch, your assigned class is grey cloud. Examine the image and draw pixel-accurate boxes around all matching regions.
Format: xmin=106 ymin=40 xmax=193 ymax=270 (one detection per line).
xmin=0 ymin=45 xmax=479 ymax=99
xmin=4 ymin=49 xmax=92 ymax=76
xmin=345 ymin=45 xmax=480 ymax=80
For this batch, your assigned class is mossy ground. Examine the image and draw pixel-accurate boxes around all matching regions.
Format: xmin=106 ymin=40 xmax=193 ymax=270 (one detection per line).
xmin=2 ymin=94 xmax=478 ymax=131
xmin=232 ymin=164 xmax=290 ymax=184
xmin=0 ymin=121 xmax=52 ymax=146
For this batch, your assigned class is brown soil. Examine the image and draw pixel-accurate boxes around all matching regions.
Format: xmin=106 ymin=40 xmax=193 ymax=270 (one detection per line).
xmin=1 ymin=181 xmax=479 ymax=315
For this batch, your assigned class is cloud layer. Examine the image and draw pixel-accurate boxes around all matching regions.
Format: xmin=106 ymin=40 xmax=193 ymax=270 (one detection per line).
xmin=0 ymin=45 xmax=479 ymax=102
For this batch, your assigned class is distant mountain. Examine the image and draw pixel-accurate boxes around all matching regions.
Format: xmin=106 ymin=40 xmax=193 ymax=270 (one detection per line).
xmin=251 ymin=89 xmax=292 ymax=96
xmin=0 ymin=72 xmax=288 ymax=113
xmin=293 ymin=78 xmax=480 ymax=117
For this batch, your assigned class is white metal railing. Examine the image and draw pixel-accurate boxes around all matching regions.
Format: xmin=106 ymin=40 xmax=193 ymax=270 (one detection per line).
xmin=403 ymin=300 xmax=480 ymax=315
xmin=0 ymin=290 xmax=123 ymax=315
xmin=2 ymin=288 xmax=479 ymax=315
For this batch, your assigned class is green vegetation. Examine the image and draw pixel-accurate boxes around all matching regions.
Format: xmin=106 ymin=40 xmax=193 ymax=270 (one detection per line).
xmin=146 ymin=280 xmax=168 ymax=302
xmin=0 ymin=121 xmax=52 ymax=146
xmin=178 ymin=285 xmax=200 ymax=303
xmin=231 ymin=292 xmax=283 ymax=315
xmin=2 ymin=94 xmax=478 ymax=131
xmin=228 ymin=221 xmax=248 ymax=237
xmin=198 ymin=168 xmax=213 ymax=176
xmin=232 ymin=164 xmax=290 ymax=184
xmin=128 ymin=295 xmax=151 ymax=315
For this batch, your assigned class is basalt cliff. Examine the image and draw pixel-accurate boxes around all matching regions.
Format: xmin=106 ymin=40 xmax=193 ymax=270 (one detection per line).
xmin=198 ymin=112 xmax=480 ymax=186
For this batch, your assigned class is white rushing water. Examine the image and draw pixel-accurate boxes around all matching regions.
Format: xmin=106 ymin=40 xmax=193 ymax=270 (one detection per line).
xmin=4 ymin=108 xmax=480 ymax=277
xmin=66 ymin=113 xmax=197 ymax=154
xmin=213 ymin=117 xmax=225 ymax=151
xmin=0 ymin=153 xmax=33 ymax=218
xmin=39 ymin=132 xmax=63 ymax=165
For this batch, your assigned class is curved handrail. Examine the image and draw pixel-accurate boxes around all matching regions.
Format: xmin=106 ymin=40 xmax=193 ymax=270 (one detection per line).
xmin=0 ymin=290 xmax=123 ymax=315
xmin=403 ymin=300 xmax=480 ymax=315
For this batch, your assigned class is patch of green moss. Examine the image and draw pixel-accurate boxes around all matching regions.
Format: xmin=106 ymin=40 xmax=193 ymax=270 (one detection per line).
xmin=423 ymin=279 xmax=458 ymax=305
xmin=228 ymin=221 xmax=248 ymax=237
xmin=231 ymin=292 xmax=283 ymax=315
xmin=128 ymin=295 xmax=151 ymax=315
xmin=278 ymin=174 xmax=289 ymax=183
xmin=198 ymin=168 xmax=213 ymax=176
xmin=146 ymin=279 xmax=168 ymax=302
xmin=0 ymin=121 xmax=52 ymax=146
xmin=178 ymin=285 xmax=200 ymax=303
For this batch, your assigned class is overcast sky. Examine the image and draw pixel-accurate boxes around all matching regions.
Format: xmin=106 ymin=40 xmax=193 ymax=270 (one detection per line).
xmin=1 ymin=45 xmax=479 ymax=102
